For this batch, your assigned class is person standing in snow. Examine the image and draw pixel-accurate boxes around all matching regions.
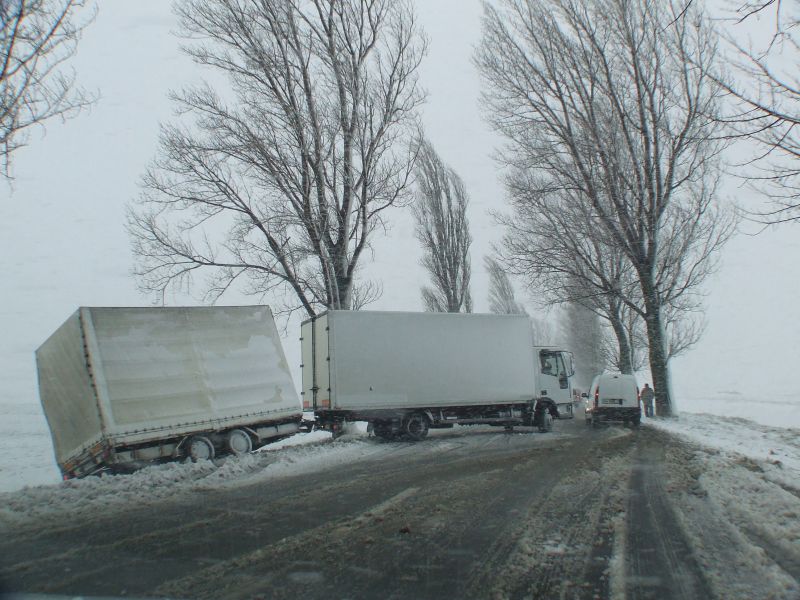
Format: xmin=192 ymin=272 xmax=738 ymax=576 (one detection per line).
xmin=641 ymin=383 xmax=655 ymax=417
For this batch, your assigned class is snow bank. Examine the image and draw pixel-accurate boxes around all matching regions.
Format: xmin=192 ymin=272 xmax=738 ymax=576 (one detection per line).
xmin=649 ymin=412 xmax=800 ymax=493
xmin=0 ymin=422 xmax=562 ymax=527
xmin=0 ymin=434 xmax=378 ymax=526
xmin=651 ymin=414 xmax=800 ymax=598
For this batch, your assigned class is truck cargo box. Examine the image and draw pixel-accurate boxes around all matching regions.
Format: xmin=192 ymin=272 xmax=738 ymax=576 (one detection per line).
xmin=302 ymin=310 xmax=538 ymax=412
xmin=37 ymin=305 xmax=301 ymax=477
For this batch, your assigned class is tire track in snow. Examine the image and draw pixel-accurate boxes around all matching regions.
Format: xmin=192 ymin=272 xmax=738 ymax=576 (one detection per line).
xmin=625 ymin=437 xmax=712 ymax=600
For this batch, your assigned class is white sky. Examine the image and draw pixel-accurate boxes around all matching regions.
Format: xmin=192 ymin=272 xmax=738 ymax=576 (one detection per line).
xmin=0 ymin=0 xmax=797 ymax=423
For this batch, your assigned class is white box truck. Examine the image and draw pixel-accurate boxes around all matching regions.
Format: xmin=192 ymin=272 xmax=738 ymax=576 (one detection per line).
xmin=36 ymin=306 xmax=302 ymax=479
xmin=300 ymin=310 xmax=574 ymax=440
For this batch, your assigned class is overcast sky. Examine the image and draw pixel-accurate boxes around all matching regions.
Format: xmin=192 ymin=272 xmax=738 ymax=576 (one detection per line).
xmin=0 ymin=0 xmax=797 ymax=419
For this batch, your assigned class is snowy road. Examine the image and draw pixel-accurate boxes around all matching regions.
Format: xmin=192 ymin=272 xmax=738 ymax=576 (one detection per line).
xmin=1 ymin=418 xmax=798 ymax=600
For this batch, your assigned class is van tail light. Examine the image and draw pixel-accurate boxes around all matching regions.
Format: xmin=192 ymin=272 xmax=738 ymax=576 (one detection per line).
xmin=594 ymin=386 xmax=599 ymax=408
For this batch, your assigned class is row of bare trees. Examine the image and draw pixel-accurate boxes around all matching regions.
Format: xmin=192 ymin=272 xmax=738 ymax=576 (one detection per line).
xmin=8 ymin=0 xmax=798 ymax=417
xmin=109 ymin=0 xmax=795 ymax=417
xmin=476 ymin=0 xmax=737 ymax=415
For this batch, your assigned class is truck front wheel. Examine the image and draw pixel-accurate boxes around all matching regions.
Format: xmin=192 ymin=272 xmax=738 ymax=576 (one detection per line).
xmin=404 ymin=414 xmax=429 ymax=441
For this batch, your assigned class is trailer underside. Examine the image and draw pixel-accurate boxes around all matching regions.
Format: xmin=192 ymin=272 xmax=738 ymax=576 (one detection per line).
xmin=60 ymin=417 xmax=302 ymax=479
xmin=313 ymin=400 xmax=560 ymax=441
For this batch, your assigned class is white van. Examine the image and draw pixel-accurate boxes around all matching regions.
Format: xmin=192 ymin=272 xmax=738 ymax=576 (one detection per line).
xmin=584 ymin=373 xmax=640 ymax=426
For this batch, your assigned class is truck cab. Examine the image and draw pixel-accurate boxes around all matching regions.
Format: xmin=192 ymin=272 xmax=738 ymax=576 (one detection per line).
xmin=535 ymin=347 xmax=575 ymax=418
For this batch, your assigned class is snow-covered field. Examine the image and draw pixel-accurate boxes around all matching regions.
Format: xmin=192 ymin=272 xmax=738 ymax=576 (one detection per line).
xmin=674 ymin=391 xmax=800 ymax=429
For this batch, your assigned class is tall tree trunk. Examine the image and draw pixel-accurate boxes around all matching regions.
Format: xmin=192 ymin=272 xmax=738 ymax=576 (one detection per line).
xmin=335 ymin=265 xmax=352 ymax=310
xmin=641 ymin=281 xmax=673 ymax=416
xmin=608 ymin=312 xmax=634 ymax=375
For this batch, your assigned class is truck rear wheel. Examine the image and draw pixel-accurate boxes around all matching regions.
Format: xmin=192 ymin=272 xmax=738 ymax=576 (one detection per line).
xmin=226 ymin=429 xmax=253 ymax=455
xmin=404 ymin=414 xmax=429 ymax=441
xmin=188 ymin=436 xmax=215 ymax=462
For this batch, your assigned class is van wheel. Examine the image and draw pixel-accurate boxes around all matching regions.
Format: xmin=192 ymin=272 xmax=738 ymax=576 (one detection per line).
xmin=404 ymin=414 xmax=429 ymax=441
xmin=226 ymin=429 xmax=253 ymax=455
xmin=188 ymin=436 xmax=215 ymax=462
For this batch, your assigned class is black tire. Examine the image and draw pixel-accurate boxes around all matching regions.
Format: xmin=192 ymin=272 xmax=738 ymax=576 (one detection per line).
xmin=373 ymin=423 xmax=395 ymax=441
xmin=404 ymin=414 xmax=430 ymax=441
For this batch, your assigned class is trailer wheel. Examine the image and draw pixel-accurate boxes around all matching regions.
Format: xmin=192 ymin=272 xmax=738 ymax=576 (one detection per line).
xmin=226 ymin=429 xmax=253 ymax=455
xmin=404 ymin=414 xmax=429 ymax=441
xmin=188 ymin=436 xmax=215 ymax=462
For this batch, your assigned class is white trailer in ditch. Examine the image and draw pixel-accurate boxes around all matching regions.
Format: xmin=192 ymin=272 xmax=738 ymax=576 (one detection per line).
xmin=36 ymin=306 xmax=302 ymax=479
xmin=300 ymin=310 xmax=574 ymax=440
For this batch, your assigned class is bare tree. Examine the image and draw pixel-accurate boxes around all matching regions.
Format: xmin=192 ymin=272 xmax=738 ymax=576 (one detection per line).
xmin=529 ymin=313 xmax=556 ymax=346
xmin=497 ymin=181 xmax=643 ymax=375
xmin=477 ymin=0 xmax=735 ymax=415
xmin=128 ymin=0 xmax=426 ymax=316
xmin=413 ymin=139 xmax=472 ymax=313
xmin=562 ymin=301 xmax=606 ymax=390
xmin=485 ymin=255 xmax=526 ymax=315
xmin=600 ymin=305 xmax=648 ymax=374
xmin=715 ymin=0 xmax=800 ymax=223
xmin=0 ymin=0 xmax=94 ymax=178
